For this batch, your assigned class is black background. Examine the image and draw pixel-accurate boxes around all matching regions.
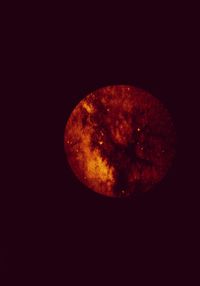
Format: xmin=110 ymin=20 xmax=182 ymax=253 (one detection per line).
xmin=4 ymin=2 xmax=198 ymax=283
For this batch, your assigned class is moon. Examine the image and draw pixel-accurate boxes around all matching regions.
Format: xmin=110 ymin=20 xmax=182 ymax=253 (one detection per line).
xmin=64 ymin=85 xmax=176 ymax=198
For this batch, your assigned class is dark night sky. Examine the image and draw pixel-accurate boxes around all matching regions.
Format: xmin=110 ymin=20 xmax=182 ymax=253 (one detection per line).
xmin=4 ymin=2 xmax=198 ymax=283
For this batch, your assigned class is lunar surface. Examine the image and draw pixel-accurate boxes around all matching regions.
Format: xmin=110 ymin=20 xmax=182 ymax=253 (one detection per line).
xmin=64 ymin=85 xmax=176 ymax=198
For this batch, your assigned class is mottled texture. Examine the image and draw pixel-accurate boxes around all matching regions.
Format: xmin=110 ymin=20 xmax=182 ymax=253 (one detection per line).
xmin=64 ymin=85 xmax=176 ymax=198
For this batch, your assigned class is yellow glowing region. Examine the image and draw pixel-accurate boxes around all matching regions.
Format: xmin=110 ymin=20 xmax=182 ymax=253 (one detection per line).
xmin=71 ymin=123 xmax=115 ymax=195
xmin=86 ymin=148 xmax=114 ymax=182
xmin=82 ymin=101 xmax=94 ymax=113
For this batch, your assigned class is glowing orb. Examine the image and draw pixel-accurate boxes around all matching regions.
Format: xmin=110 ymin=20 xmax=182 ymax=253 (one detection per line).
xmin=64 ymin=85 xmax=176 ymax=198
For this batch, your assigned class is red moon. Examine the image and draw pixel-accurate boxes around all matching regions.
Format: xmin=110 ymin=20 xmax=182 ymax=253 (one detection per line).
xmin=64 ymin=85 xmax=176 ymax=198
